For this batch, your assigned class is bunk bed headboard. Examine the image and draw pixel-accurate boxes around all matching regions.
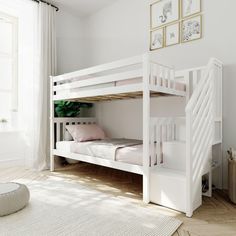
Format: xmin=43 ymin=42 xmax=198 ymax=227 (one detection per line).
xmin=52 ymin=117 xmax=97 ymax=146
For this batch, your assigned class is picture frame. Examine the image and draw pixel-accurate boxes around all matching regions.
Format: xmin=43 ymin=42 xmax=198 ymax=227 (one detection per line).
xmin=182 ymin=15 xmax=202 ymax=43
xmin=150 ymin=28 xmax=164 ymax=51
xmin=182 ymin=0 xmax=201 ymax=18
xmin=165 ymin=22 xmax=180 ymax=47
xmin=150 ymin=0 xmax=180 ymax=29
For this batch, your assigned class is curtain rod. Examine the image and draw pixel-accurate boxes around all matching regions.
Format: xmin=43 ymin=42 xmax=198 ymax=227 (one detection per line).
xmin=31 ymin=0 xmax=59 ymax=11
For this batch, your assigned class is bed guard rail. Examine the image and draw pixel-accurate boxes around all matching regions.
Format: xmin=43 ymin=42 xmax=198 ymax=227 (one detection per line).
xmin=150 ymin=117 xmax=185 ymax=167
xmin=51 ymin=54 xmax=186 ymax=102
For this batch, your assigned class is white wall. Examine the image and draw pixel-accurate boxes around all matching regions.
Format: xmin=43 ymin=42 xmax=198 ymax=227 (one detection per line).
xmin=80 ymin=0 xmax=236 ymax=188
xmin=0 ymin=131 xmax=26 ymax=168
xmin=56 ymin=8 xmax=86 ymax=74
xmin=56 ymin=8 xmax=96 ymax=118
xmin=96 ymin=97 xmax=185 ymax=140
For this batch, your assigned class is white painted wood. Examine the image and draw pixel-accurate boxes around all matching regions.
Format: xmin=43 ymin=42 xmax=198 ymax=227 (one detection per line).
xmin=52 ymin=117 xmax=183 ymax=178
xmin=54 ymin=84 xmax=143 ymax=101
xmin=150 ymin=167 xmax=186 ymax=213
xmin=51 ymin=54 xmax=187 ymax=102
xmin=186 ymin=112 xmax=193 ymax=217
xmin=51 ymin=117 xmax=97 ymax=171
xmin=53 ymin=55 xmax=143 ymax=83
xmin=142 ymin=53 xmax=150 ymax=203
xmin=56 ymin=122 xmax=60 ymax=143
xmin=162 ymin=141 xmax=186 ymax=171
xmin=53 ymin=69 xmax=142 ymax=91
xmin=150 ymin=117 xmax=185 ymax=168
xmin=53 ymin=150 xmax=144 ymax=175
xmin=50 ymin=76 xmax=55 ymax=172
xmin=149 ymin=85 xmax=186 ymax=97
xmin=185 ymin=58 xmax=223 ymax=217
xmin=50 ymin=54 xmax=223 ymax=218
xmin=176 ymin=66 xmax=206 ymax=75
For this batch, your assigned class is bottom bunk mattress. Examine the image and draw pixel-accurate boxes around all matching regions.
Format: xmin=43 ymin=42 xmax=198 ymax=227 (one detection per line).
xmin=56 ymin=139 xmax=155 ymax=166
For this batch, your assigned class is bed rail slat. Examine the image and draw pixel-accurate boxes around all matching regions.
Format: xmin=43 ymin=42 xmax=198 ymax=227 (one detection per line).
xmin=56 ymin=122 xmax=60 ymax=142
xmin=51 ymin=54 xmax=189 ymax=102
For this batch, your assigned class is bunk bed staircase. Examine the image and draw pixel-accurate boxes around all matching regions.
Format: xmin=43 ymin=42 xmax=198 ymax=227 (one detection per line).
xmin=149 ymin=58 xmax=223 ymax=217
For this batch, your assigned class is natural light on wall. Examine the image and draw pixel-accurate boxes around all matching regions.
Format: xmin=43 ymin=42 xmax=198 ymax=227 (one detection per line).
xmin=0 ymin=0 xmax=56 ymax=169
xmin=0 ymin=0 xmax=38 ymax=132
xmin=0 ymin=13 xmax=18 ymax=126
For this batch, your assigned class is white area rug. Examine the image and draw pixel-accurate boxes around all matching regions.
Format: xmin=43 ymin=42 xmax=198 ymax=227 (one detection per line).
xmin=0 ymin=174 xmax=182 ymax=236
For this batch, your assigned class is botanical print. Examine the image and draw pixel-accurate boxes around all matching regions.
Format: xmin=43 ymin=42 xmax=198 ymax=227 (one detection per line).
xmin=182 ymin=0 xmax=201 ymax=18
xmin=159 ymin=1 xmax=172 ymax=23
xmin=150 ymin=28 xmax=164 ymax=50
xmin=165 ymin=23 xmax=180 ymax=46
xmin=151 ymin=0 xmax=180 ymax=29
xmin=182 ymin=15 xmax=201 ymax=42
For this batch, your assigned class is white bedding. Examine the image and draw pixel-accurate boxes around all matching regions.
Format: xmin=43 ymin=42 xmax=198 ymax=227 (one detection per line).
xmin=116 ymin=144 xmax=144 ymax=165
xmin=56 ymin=141 xmax=76 ymax=153
xmin=56 ymin=139 xmax=153 ymax=166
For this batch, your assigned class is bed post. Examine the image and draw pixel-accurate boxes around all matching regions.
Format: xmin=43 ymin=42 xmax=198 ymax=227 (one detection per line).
xmin=50 ymin=75 xmax=55 ymax=172
xmin=142 ymin=53 xmax=150 ymax=203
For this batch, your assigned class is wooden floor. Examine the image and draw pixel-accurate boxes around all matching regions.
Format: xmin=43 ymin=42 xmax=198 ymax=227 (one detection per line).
xmin=1 ymin=162 xmax=236 ymax=236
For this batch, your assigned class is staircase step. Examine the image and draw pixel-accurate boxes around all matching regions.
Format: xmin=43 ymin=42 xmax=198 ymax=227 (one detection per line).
xmin=152 ymin=166 xmax=185 ymax=179
xmin=150 ymin=166 xmax=186 ymax=213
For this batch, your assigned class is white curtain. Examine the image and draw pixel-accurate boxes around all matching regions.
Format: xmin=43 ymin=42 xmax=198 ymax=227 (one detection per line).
xmin=0 ymin=0 xmax=57 ymax=170
xmin=30 ymin=2 xmax=57 ymax=170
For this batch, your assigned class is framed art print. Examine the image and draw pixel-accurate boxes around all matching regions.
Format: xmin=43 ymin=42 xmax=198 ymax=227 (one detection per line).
xmin=182 ymin=0 xmax=201 ymax=18
xmin=150 ymin=0 xmax=180 ymax=29
xmin=150 ymin=28 xmax=164 ymax=50
xmin=182 ymin=15 xmax=202 ymax=43
xmin=165 ymin=22 xmax=180 ymax=46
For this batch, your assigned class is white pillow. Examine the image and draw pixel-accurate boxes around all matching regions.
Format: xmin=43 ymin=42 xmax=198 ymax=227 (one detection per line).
xmin=66 ymin=124 xmax=105 ymax=142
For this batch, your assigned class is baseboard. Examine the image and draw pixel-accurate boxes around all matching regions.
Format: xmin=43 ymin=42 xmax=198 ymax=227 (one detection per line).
xmin=0 ymin=158 xmax=25 ymax=168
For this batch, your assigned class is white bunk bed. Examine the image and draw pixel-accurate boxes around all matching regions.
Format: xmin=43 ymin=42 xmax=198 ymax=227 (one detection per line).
xmin=50 ymin=54 xmax=223 ymax=217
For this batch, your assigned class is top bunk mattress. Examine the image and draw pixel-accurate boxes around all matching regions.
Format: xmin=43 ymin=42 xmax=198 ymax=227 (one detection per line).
xmin=56 ymin=76 xmax=186 ymax=96
xmin=115 ymin=77 xmax=186 ymax=91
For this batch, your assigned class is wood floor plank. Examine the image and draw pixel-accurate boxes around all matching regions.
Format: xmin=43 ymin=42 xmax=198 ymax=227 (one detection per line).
xmin=1 ymin=163 xmax=236 ymax=236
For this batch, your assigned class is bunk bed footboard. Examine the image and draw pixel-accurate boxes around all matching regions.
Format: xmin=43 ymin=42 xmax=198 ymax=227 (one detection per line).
xmin=50 ymin=117 xmax=97 ymax=171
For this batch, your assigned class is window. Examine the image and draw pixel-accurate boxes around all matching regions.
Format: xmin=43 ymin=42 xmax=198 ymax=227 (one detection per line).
xmin=0 ymin=12 xmax=18 ymax=123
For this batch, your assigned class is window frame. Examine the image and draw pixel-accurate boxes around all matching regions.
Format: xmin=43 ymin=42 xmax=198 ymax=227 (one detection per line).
xmin=0 ymin=11 xmax=18 ymax=119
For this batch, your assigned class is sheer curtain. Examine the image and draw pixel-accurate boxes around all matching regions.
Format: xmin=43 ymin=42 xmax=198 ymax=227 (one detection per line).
xmin=0 ymin=0 xmax=57 ymax=170
xmin=30 ymin=2 xmax=57 ymax=170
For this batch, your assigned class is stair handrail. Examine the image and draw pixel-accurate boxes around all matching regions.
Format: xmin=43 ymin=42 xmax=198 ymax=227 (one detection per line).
xmin=186 ymin=58 xmax=222 ymax=112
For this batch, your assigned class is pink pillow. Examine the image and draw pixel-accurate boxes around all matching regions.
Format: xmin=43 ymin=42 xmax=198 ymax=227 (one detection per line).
xmin=66 ymin=124 xmax=105 ymax=142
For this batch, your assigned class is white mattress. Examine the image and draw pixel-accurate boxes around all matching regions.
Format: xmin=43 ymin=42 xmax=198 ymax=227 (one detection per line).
xmin=116 ymin=77 xmax=186 ymax=92
xmin=56 ymin=76 xmax=186 ymax=98
xmin=116 ymin=144 xmax=144 ymax=165
xmin=56 ymin=140 xmax=151 ymax=166
xmin=56 ymin=141 xmax=76 ymax=153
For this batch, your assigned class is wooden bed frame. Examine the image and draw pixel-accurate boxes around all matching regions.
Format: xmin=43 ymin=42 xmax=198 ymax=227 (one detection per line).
xmin=50 ymin=54 xmax=223 ymax=217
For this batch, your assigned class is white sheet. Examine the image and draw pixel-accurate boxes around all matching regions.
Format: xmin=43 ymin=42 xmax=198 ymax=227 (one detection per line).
xmin=56 ymin=141 xmax=75 ymax=153
xmin=56 ymin=140 xmax=147 ymax=166
xmin=116 ymin=144 xmax=144 ymax=165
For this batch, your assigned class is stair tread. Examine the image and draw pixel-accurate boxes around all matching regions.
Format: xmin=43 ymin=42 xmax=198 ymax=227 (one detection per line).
xmin=151 ymin=166 xmax=186 ymax=179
